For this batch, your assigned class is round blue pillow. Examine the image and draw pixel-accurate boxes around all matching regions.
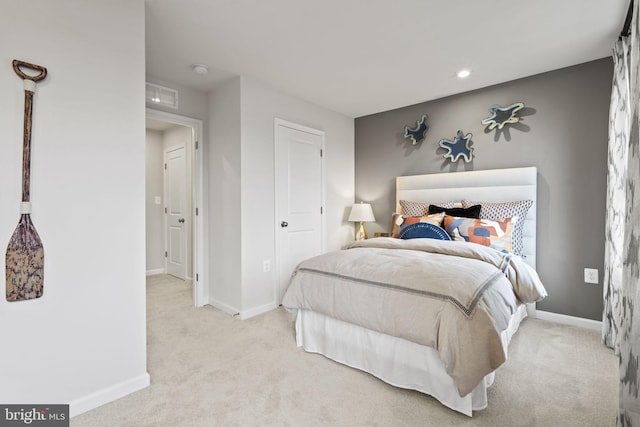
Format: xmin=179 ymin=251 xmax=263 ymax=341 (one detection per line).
xmin=398 ymin=222 xmax=452 ymax=240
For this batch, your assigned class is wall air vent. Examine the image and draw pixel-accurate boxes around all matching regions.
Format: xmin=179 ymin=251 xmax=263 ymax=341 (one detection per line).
xmin=145 ymin=83 xmax=178 ymax=109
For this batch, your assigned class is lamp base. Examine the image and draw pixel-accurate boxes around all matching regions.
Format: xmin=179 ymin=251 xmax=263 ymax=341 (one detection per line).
xmin=355 ymin=222 xmax=368 ymax=240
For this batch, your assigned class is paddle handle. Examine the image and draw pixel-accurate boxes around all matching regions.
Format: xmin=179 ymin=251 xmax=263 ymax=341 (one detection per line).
xmin=20 ymin=90 xmax=34 ymax=203
xmin=12 ymin=60 xmax=47 ymax=82
xmin=13 ymin=60 xmax=47 ymax=203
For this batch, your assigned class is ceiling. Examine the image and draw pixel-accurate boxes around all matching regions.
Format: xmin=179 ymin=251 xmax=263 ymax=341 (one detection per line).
xmin=145 ymin=0 xmax=629 ymax=118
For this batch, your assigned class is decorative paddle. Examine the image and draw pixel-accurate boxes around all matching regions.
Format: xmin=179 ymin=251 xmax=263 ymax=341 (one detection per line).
xmin=5 ymin=60 xmax=47 ymax=302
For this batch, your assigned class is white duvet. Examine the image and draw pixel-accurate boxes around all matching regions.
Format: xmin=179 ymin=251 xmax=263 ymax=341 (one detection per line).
xmin=282 ymin=237 xmax=547 ymax=396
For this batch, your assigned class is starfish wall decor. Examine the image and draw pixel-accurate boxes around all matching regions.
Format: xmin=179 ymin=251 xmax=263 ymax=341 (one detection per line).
xmin=439 ymin=130 xmax=474 ymax=163
xmin=403 ymin=114 xmax=428 ymax=145
xmin=481 ymin=102 xmax=525 ymax=130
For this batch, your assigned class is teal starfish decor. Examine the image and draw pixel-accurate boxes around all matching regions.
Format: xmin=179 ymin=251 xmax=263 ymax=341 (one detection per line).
xmin=439 ymin=130 xmax=473 ymax=163
xmin=481 ymin=102 xmax=524 ymax=130
xmin=404 ymin=114 xmax=428 ymax=145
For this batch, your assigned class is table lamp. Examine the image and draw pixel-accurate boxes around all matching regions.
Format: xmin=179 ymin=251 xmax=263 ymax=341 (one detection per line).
xmin=348 ymin=202 xmax=375 ymax=240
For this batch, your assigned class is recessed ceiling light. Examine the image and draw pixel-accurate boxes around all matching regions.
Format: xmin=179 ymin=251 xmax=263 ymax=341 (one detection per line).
xmin=456 ymin=69 xmax=471 ymax=79
xmin=191 ymin=63 xmax=209 ymax=75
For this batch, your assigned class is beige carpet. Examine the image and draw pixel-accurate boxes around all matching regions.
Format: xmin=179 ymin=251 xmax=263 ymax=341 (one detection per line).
xmin=72 ymin=275 xmax=617 ymax=427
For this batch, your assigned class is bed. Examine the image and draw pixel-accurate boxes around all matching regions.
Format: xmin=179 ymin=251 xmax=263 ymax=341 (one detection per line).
xmin=281 ymin=167 xmax=547 ymax=416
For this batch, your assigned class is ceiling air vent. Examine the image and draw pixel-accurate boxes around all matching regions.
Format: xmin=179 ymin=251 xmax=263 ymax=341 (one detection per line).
xmin=145 ymin=83 xmax=178 ymax=109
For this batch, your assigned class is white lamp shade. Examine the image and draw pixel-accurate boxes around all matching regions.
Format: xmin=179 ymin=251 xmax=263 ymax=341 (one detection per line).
xmin=348 ymin=203 xmax=375 ymax=222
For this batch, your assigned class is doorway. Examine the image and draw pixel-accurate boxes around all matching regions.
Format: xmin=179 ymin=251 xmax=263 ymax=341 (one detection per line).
xmin=145 ymin=109 xmax=206 ymax=307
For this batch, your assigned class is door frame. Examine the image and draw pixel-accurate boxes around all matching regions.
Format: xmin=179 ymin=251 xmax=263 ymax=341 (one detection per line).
xmin=147 ymin=108 xmax=207 ymax=307
xmin=274 ymin=118 xmax=326 ymax=303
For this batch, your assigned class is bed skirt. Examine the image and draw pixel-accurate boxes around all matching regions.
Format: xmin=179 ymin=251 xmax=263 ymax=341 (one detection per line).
xmin=293 ymin=304 xmax=527 ymax=417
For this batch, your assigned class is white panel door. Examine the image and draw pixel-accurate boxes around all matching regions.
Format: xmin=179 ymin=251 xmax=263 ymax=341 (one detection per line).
xmin=276 ymin=122 xmax=324 ymax=302
xmin=165 ymin=146 xmax=186 ymax=280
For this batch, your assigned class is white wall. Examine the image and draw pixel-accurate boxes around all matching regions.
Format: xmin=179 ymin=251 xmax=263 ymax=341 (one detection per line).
xmin=208 ymin=76 xmax=354 ymax=317
xmin=146 ymin=129 xmax=165 ymax=273
xmin=208 ymin=78 xmax=243 ymax=313
xmin=240 ymin=76 xmax=355 ymax=316
xmin=0 ymin=0 xmax=148 ymax=416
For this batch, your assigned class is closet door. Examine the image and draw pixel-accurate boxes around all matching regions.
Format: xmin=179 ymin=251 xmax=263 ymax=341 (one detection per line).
xmin=276 ymin=121 xmax=324 ymax=303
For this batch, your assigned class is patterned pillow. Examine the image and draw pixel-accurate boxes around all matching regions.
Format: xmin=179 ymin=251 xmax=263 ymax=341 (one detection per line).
xmin=461 ymin=200 xmax=533 ymax=256
xmin=399 ymin=200 xmax=455 ymax=216
xmin=443 ymin=215 xmax=517 ymax=253
xmin=390 ymin=212 xmax=445 ymax=238
xmin=398 ymin=222 xmax=451 ymax=240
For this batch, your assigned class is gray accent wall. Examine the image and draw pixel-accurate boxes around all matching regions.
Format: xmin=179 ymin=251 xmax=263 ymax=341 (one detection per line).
xmin=355 ymin=58 xmax=613 ymax=321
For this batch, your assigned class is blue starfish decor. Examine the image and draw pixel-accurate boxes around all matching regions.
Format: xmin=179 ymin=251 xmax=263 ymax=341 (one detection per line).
xmin=439 ymin=130 xmax=473 ymax=163
xmin=404 ymin=114 xmax=428 ymax=145
xmin=481 ymin=102 xmax=524 ymax=130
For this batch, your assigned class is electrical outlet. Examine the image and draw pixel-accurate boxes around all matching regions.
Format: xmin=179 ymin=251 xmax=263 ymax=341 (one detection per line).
xmin=263 ymin=260 xmax=271 ymax=273
xmin=584 ymin=268 xmax=598 ymax=284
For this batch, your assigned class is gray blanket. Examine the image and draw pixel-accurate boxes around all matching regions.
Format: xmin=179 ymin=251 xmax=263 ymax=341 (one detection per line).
xmin=282 ymin=237 xmax=547 ymax=396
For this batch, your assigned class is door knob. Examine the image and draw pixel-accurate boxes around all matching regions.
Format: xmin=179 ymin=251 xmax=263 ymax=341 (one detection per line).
xmin=280 ymin=221 xmax=288 ymax=228
xmin=179 ymin=218 xmax=185 ymax=223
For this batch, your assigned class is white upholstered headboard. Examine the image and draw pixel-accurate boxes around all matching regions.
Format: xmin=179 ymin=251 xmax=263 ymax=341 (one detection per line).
xmin=396 ymin=167 xmax=537 ymax=269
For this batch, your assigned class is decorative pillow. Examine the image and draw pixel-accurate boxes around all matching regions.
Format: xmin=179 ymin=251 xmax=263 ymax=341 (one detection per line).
xmin=427 ymin=204 xmax=481 ymax=218
xmin=400 ymin=200 xmax=455 ymax=216
xmin=390 ymin=212 xmax=445 ymax=238
xmin=398 ymin=222 xmax=452 ymax=240
xmin=461 ymin=200 xmax=533 ymax=256
xmin=443 ymin=215 xmax=517 ymax=253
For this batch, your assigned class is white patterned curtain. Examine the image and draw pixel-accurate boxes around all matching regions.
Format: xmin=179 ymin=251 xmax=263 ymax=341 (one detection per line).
xmin=603 ymin=37 xmax=630 ymax=353
xmin=604 ymin=0 xmax=640 ymax=424
xmin=620 ymin=0 xmax=640 ymax=421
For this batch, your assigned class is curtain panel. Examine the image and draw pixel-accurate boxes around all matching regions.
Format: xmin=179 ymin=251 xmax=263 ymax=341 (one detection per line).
xmin=603 ymin=38 xmax=630 ymax=354
xmin=609 ymin=0 xmax=640 ymax=424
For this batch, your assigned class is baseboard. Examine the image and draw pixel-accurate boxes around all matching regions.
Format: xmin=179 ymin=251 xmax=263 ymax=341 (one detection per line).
xmin=535 ymin=310 xmax=602 ymax=331
xmin=69 ymin=372 xmax=150 ymax=418
xmin=240 ymin=302 xmax=277 ymax=320
xmin=206 ymin=298 xmax=277 ymax=320
xmin=146 ymin=268 xmax=164 ymax=276
xmin=207 ymin=297 xmax=240 ymax=317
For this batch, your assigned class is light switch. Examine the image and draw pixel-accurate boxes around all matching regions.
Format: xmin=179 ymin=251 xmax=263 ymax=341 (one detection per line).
xmin=154 ymin=196 xmax=162 ymax=205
